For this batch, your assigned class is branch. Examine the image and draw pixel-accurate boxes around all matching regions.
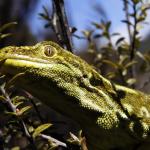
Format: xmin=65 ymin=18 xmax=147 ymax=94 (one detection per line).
xmin=0 ymin=84 xmax=38 ymax=150
xmin=52 ymin=0 xmax=73 ymax=52
xmin=40 ymin=133 xmax=67 ymax=148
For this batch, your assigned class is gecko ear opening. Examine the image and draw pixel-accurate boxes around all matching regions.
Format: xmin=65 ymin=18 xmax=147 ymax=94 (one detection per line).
xmin=44 ymin=46 xmax=56 ymax=57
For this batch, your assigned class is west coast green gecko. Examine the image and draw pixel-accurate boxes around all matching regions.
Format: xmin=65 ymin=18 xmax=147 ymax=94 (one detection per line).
xmin=0 ymin=41 xmax=150 ymax=150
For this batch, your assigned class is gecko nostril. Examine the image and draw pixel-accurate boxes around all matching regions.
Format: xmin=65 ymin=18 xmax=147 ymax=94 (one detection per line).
xmin=83 ymin=74 xmax=88 ymax=78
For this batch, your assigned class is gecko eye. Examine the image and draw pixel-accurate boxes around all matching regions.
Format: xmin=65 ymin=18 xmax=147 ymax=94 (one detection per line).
xmin=44 ymin=46 xmax=56 ymax=57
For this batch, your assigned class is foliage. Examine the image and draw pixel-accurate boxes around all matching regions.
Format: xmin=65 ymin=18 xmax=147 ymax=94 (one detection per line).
xmin=0 ymin=22 xmax=17 ymax=41
xmin=78 ymin=0 xmax=150 ymax=89
xmin=0 ymin=73 xmax=84 ymax=149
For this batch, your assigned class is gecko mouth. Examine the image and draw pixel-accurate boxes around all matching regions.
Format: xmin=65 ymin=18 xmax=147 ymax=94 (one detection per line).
xmin=0 ymin=59 xmax=6 ymax=66
xmin=0 ymin=54 xmax=50 ymax=63
xmin=0 ymin=58 xmax=55 ymax=70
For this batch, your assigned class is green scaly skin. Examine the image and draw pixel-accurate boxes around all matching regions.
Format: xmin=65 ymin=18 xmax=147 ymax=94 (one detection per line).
xmin=0 ymin=41 xmax=150 ymax=150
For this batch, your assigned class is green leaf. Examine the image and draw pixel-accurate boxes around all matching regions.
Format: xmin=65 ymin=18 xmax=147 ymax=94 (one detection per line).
xmin=5 ymin=111 xmax=17 ymax=116
xmin=102 ymin=60 xmax=119 ymax=69
xmin=12 ymin=96 xmax=26 ymax=103
xmin=119 ymin=55 xmax=129 ymax=65
xmin=5 ymin=72 xmax=25 ymax=89
xmin=135 ymin=37 xmax=141 ymax=48
xmin=11 ymin=146 xmax=20 ymax=150
xmin=102 ymin=31 xmax=109 ymax=39
xmin=111 ymin=33 xmax=120 ymax=36
xmin=0 ymin=95 xmax=6 ymax=101
xmin=136 ymin=51 xmax=146 ymax=61
xmin=116 ymin=37 xmax=125 ymax=46
xmin=132 ymin=0 xmax=140 ymax=4
xmin=48 ymin=145 xmax=58 ymax=150
xmin=105 ymin=21 xmax=111 ymax=31
xmin=121 ymin=20 xmax=133 ymax=26
xmin=106 ymin=72 xmax=116 ymax=79
xmin=94 ymin=34 xmax=102 ymax=39
xmin=38 ymin=13 xmax=49 ymax=20
xmin=0 ymin=33 xmax=12 ymax=39
xmin=122 ymin=69 xmax=127 ymax=76
xmin=0 ymin=22 xmax=17 ymax=32
xmin=137 ymin=16 xmax=145 ymax=23
xmin=32 ymin=123 xmax=52 ymax=138
xmin=127 ymin=78 xmax=136 ymax=86
xmin=15 ymin=102 xmax=24 ymax=107
xmin=17 ymin=106 xmax=32 ymax=116
xmin=144 ymin=54 xmax=150 ymax=62
xmin=125 ymin=61 xmax=137 ymax=68
xmin=42 ymin=6 xmax=49 ymax=17
xmin=91 ymin=22 xmax=102 ymax=29
xmin=82 ymin=30 xmax=93 ymax=38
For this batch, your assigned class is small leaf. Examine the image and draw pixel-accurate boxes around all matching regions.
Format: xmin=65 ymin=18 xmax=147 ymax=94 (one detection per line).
xmin=42 ymin=6 xmax=49 ymax=17
xmin=82 ymin=30 xmax=93 ymax=38
xmin=106 ymin=72 xmax=116 ymax=79
xmin=102 ymin=60 xmax=119 ymax=69
xmin=137 ymin=16 xmax=145 ymax=23
xmin=38 ymin=13 xmax=49 ymax=20
xmin=0 ymin=95 xmax=6 ymax=101
xmin=44 ymin=23 xmax=51 ymax=28
xmin=12 ymin=96 xmax=27 ymax=103
xmin=5 ymin=72 xmax=25 ymax=89
xmin=11 ymin=146 xmax=20 ymax=150
xmin=111 ymin=33 xmax=120 ymax=36
xmin=0 ymin=33 xmax=12 ymax=39
xmin=5 ymin=111 xmax=17 ymax=116
xmin=94 ymin=34 xmax=102 ymax=38
xmin=102 ymin=31 xmax=109 ymax=39
xmin=122 ymin=69 xmax=127 ymax=76
xmin=105 ymin=21 xmax=111 ymax=31
xmin=127 ymin=78 xmax=136 ymax=86
xmin=125 ymin=61 xmax=137 ymax=68
xmin=116 ymin=37 xmax=125 ymax=46
xmin=32 ymin=123 xmax=52 ymax=138
xmin=48 ymin=145 xmax=58 ymax=150
xmin=119 ymin=55 xmax=129 ymax=65
xmin=17 ymin=106 xmax=32 ymax=116
xmin=70 ymin=27 xmax=77 ymax=34
xmin=132 ymin=0 xmax=140 ymax=4
xmin=0 ymin=22 xmax=17 ymax=32
xmin=15 ymin=102 xmax=24 ymax=107
xmin=136 ymin=51 xmax=146 ymax=61
xmin=121 ymin=20 xmax=133 ymax=26
xmin=91 ymin=22 xmax=102 ymax=29
xmin=144 ymin=54 xmax=150 ymax=62
xmin=28 ymin=126 xmax=34 ymax=133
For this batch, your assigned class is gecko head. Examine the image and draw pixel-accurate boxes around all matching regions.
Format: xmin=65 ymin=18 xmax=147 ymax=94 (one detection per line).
xmin=0 ymin=41 xmax=94 ymax=85
xmin=0 ymin=41 xmax=105 ymax=117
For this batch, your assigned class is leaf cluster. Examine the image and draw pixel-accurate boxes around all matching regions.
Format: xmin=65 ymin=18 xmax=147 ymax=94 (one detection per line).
xmin=0 ymin=22 xmax=17 ymax=41
xmin=80 ymin=0 xmax=150 ymax=88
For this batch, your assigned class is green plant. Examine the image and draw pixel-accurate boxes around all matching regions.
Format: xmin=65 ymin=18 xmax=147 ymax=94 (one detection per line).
xmin=0 ymin=22 xmax=17 ymax=41
xmin=80 ymin=0 xmax=150 ymax=89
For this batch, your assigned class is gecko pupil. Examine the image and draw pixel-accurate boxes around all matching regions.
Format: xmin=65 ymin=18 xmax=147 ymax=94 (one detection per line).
xmin=44 ymin=46 xmax=55 ymax=57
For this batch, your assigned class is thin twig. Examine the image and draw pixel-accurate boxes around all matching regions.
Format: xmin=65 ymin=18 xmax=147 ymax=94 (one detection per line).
xmin=130 ymin=2 xmax=137 ymax=61
xmin=23 ymin=90 xmax=44 ymax=123
xmin=40 ymin=133 xmax=67 ymax=148
xmin=123 ymin=0 xmax=132 ymax=44
xmin=0 ymin=85 xmax=38 ymax=150
xmin=129 ymin=1 xmax=138 ymax=88
xmin=0 ymin=85 xmax=16 ymax=112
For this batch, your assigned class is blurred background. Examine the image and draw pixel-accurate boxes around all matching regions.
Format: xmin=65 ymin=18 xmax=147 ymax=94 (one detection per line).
xmin=1 ymin=0 xmax=150 ymax=49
